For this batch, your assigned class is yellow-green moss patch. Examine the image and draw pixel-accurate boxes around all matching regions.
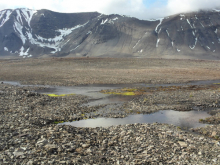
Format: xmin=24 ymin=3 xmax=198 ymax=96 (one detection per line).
xmin=104 ymin=91 xmax=136 ymax=96
xmin=101 ymin=88 xmax=140 ymax=96
xmin=46 ymin=93 xmax=75 ymax=97
xmin=121 ymin=88 xmax=137 ymax=92
xmin=53 ymin=121 xmax=65 ymax=124
xmin=121 ymin=92 xmax=136 ymax=96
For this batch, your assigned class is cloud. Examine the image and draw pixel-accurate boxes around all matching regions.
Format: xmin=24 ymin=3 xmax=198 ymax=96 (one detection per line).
xmin=0 ymin=0 xmax=220 ymax=20
xmin=166 ymin=0 xmax=220 ymax=15
xmin=139 ymin=0 xmax=220 ymax=19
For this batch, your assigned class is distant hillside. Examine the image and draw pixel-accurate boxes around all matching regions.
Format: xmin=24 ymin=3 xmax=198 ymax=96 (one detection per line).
xmin=0 ymin=8 xmax=220 ymax=59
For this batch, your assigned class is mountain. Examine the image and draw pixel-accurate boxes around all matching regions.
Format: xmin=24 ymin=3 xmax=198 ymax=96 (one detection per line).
xmin=0 ymin=8 xmax=220 ymax=59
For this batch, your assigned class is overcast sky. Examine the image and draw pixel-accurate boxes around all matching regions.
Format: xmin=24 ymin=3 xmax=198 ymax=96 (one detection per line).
xmin=0 ymin=0 xmax=220 ymax=20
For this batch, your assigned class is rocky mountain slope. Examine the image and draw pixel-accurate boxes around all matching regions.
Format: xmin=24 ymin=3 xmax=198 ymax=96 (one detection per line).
xmin=0 ymin=8 xmax=220 ymax=59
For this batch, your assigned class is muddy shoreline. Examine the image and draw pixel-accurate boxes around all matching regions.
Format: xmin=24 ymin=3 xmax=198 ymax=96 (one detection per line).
xmin=1 ymin=58 xmax=220 ymax=164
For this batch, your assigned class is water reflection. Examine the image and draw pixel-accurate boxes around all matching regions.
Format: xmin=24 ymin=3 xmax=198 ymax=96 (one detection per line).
xmin=61 ymin=110 xmax=211 ymax=128
xmin=3 ymin=79 xmax=220 ymax=107
xmin=2 ymin=81 xmax=21 ymax=86
xmin=83 ymin=95 xmax=136 ymax=106
xmin=37 ymin=85 xmax=136 ymax=106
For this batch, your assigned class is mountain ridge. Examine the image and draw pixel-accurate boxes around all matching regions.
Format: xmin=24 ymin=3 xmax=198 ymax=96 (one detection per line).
xmin=0 ymin=8 xmax=220 ymax=59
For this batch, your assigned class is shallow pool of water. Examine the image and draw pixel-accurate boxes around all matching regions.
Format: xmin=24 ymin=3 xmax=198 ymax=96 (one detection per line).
xmin=36 ymin=85 xmax=135 ymax=106
xmin=3 ymin=79 xmax=220 ymax=106
xmin=61 ymin=110 xmax=211 ymax=128
xmin=2 ymin=80 xmax=215 ymax=128
xmin=34 ymin=79 xmax=220 ymax=106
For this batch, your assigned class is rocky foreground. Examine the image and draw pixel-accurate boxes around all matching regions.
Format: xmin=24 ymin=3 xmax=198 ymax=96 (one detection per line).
xmin=1 ymin=83 xmax=220 ymax=164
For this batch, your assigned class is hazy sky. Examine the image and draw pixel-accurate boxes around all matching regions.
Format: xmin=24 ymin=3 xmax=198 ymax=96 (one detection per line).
xmin=0 ymin=0 xmax=220 ymax=20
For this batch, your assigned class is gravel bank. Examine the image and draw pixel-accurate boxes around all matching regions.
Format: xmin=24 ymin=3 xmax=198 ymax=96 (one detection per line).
xmin=100 ymin=85 xmax=220 ymax=116
xmin=1 ymin=83 xmax=220 ymax=164
xmin=3 ymin=123 xmax=220 ymax=164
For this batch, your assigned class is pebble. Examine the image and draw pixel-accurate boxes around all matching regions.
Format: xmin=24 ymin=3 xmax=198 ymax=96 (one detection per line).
xmin=178 ymin=141 xmax=187 ymax=148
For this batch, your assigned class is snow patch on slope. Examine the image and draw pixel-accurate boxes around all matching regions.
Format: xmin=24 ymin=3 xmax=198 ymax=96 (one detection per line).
xmin=0 ymin=10 xmax=13 ymax=27
xmin=156 ymin=38 xmax=160 ymax=47
xmin=101 ymin=19 xmax=108 ymax=25
xmin=28 ymin=22 xmax=88 ymax=53
xmin=187 ymin=19 xmax=193 ymax=29
xmin=13 ymin=21 xmax=26 ymax=44
xmin=0 ymin=10 xmax=6 ymax=20
xmin=138 ymin=49 xmax=143 ymax=53
xmin=100 ymin=17 xmax=118 ymax=25
xmin=133 ymin=40 xmax=140 ymax=49
xmin=155 ymin=18 xmax=164 ymax=33
xmin=213 ymin=9 xmax=220 ymax=12
xmin=19 ymin=47 xmax=30 ymax=56
xmin=189 ymin=37 xmax=198 ymax=50
xmin=166 ymin=30 xmax=170 ymax=37
xmin=20 ymin=9 xmax=37 ymax=27
xmin=180 ymin=14 xmax=185 ymax=21
xmin=16 ymin=10 xmax=23 ymax=24
xmin=35 ymin=22 xmax=88 ymax=43
xmin=12 ymin=9 xmax=37 ymax=45
xmin=4 ymin=47 xmax=8 ymax=51
xmin=10 ymin=8 xmax=88 ymax=55
xmin=200 ymin=22 xmax=204 ymax=28
xmin=19 ymin=46 xmax=32 ymax=58
xmin=71 ymin=45 xmax=81 ymax=51
xmin=63 ymin=39 xmax=70 ymax=46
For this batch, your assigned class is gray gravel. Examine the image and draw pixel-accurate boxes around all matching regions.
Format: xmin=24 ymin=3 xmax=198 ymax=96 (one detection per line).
xmin=100 ymin=85 xmax=220 ymax=116
xmin=1 ymin=83 xmax=220 ymax=164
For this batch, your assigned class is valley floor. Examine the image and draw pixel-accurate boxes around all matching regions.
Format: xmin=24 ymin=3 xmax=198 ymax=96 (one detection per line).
xmin=1 ymin=57 xmax=220 ymax=85
xmin=1 ymin=58 xmax=220 ymax=164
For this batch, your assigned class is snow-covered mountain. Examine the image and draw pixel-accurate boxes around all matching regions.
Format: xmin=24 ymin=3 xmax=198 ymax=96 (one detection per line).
xmin=0 ymin=8 xmax=220 ymax=59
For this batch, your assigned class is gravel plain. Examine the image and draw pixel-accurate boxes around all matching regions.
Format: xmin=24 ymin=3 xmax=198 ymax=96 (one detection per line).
xmin=1 ymin=57 xmax=220 ymax=85
xmin=1 ymin=58 xmax=220 ymax=164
